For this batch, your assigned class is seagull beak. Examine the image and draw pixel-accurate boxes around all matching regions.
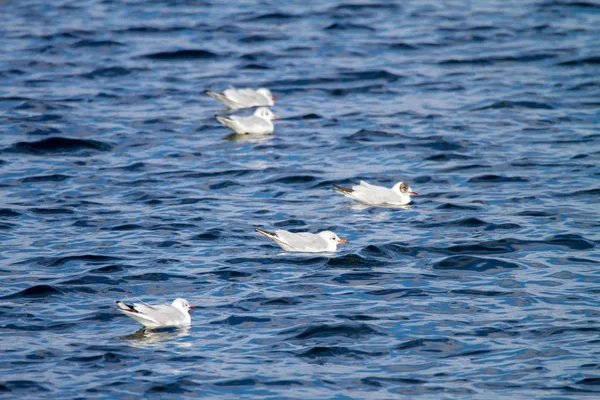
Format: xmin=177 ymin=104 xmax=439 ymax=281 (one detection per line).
xmin=338 ymin=238 xmax=348 ymax=243
xmin=410 ymin=191 xmax=418 ymax=195
xmin=189 ymin=306 xmax=196 ymax=310
xmin=273 ymin=115 xmax=280 ymax=119
xmin=272 ymin=96 xmax=276 ymax=101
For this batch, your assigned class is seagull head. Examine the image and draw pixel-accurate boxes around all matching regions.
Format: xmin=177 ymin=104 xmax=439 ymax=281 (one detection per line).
xmin=257 ymin=88 xmax=275 ymax=105
xmin=394 ymin=181 xmax=417 ymax=196
xmin=254 ymin=107 xmax=279 ymax=120
xmin=172 ymin=298 xmax=195 ymax=312
xmin=319 ymin=231 xmax=348 ymax=245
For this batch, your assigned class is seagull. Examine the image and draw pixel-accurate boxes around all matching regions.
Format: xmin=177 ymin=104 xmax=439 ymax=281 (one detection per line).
xmin=205 ymin=87 xmax=275 ymax=109
xmin=255 ymin=228 xmax=347 ymax=252
xmin=333 ymin=180 xmax=417 ymax=206
xmin=215 ymin=107 xmax=278 ymax=135
xmin=116 ymin=298 xmax=194 ymax=329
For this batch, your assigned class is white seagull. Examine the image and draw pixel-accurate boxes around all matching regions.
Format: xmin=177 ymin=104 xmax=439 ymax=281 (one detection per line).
xmin=116 ymin=298 xmax=194 ymax=329
xmin=205 ymin=87 xmax=275 ymax=109
xmin=333 ymin=180 xmax=417 ymax=206
xmin=255 ymin=228 xmax=347 ymax=253
xmin=215 ymin=107 xmax=278 ymax=135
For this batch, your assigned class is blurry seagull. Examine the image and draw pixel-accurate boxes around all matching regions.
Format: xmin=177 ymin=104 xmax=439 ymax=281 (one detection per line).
xmin=255 ymin=228 xmax=347 ymax=253
xmin=215 ymin=107 xmax=278 ymax=135
xmin=116 ymin=298 xmax=194 ymax=329
xmin=205 ymin=87 xmax=275 ymax=109
xmin=333 ymin=180 xmax=417 ymax=206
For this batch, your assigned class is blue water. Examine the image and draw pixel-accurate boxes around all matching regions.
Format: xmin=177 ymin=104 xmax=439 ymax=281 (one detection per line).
xmin=1 ymin=0 xmax=599 ymax=398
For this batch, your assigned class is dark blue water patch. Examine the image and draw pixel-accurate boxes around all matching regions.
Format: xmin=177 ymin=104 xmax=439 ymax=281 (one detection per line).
xmin=239 ymin=34 xmax=288 ymax=44
xmin=191 ymin=229 xmax=223 ymax=241
xmin=396 ymin=337 xmax=469 ymax=354
xmin=468 ymin=174 xmax=529 ymax=183
xmin=81 ymin=67 xmax=133 ymax=79
xmin=204 ymin=269 xmax=253 ymax=282
xmin=332 ymin=272 xmax=397 ymax=285
xmin=240 ymin=63 xmax=272 ymax=70
xmin=557 ymin=56 xmax=600 ymax=66
xmin=344 ymin=129 xmax=402 ymax=143
xmin=287 ymin=323 xmax=385 ymax=340
xmin=109 ymin=224 xmax=143 ymax=231
xmin=21 ymin=174 xmax=71 ymax=183
xmin=296 ymin=346 xmax=387 ymax=361
xmin=324 ymin=23 xmax=376 ymax=32
xmin=260 ymin=297 xmax=302 ymax=306
xmin=140 ymin=49 xmax=220 ymax=60
xmin=433 ymin=256 xmax=521 ymax=273
xmin=18 ymin=255 xmax=121 ymax=267
xmin=6 ymin=137 xmax=112 ymax=155
xmin=416 ymin=217 xmax=521 ymax=231
xmin=29 ymin=207 xmax=74 ymax=215
xmin=450 ymin=289 xmax=512 ymax=297
xmin=455 ymin=326 xmax=520 ymax=338
xmin=0 ymin=222 xmax=17 ymax=230
xmin=436 ymin=203 xmax=481 ymax=211
xmin=72 ymin=39 xmax=124 ymax=48
xmin=361 ymin=376 xmax=427 ymax=387
xmin=471 ymin=100 xmax=555 ymax=110
xmin=212 ymin=315 xmax=271 ymax=327
xmin=0 ymin=381 xmax=49 ymax=393
xmin=23 ymin=126 xmax=63 ymax=136
xmin=241 ymin=12 xmax=300 ymax=22
xmin=0 ymin=208 xmax=21 ymax=217
xmin=425 ymin=153 xmax=473 ymax=161
xmin=124 ymin=272 xmax=191 ymax=282
xmin=2 ymin=284 xmax=63 ymax=299
xmin=326 ymin=254 xmax=388 ymax=268
xmin=365 ymin=288 xmax=430 ymax=299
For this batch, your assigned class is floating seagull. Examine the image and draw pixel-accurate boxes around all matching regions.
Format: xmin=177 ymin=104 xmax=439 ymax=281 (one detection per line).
xmin=116 ymin=298 xmax=194 ymax=329
xmin=255 ymin=228 xmax=347 ymax=252
xmin=216 ymin=107 xmax=278 ymax=135
xmin=333 ymin=180 xmax=417 ymax=206
xmin=205 ymin=87 xmax=275 ymax=109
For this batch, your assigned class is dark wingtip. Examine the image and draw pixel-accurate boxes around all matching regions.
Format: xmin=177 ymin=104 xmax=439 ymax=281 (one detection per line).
xmin=333 ymin=184 xmax=353 ymax=193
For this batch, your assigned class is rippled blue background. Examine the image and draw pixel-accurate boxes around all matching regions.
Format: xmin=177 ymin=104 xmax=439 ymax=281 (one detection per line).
xmin=1 ymin=0 xmax=599 ymax=398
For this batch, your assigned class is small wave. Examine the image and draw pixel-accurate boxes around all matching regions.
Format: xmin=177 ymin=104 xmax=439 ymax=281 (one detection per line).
xmin=72 ymin=39 xmax=124 ymax=48
xmin=472 ymin=100 xmax=554 ymax=110
xmin=213 ymin=315 xmax=270 ymax=326
xmin=2 ymin=284 xmax=63 ymax=299
xmin=288 ymin=323 xmax=384 ymax=340
xmin=141 ymin=49 xmax=220 ymax=60
xmin=29 ymin=208 xmax=74 ymax=215
xmin=558 ymin=56 xmax=600 ymax=66
xmin=436 ymin=203 xmax=481 ymax=210
xmin=468 ymin=174 xmax=529 ymax=183
xmin=0 ymin=380 xmax=50 ymax=393
xmin=21 ymin=174 xmax=70 ymax=183
xmin=296 ymin=345 xmax=386 ymax=359
xmin=191 ymin=229 xmax=223 ymax=241
xmin=82 ymin=67 xmax=132 ymax=79
xmin=324 ymin=23 xmax=376 ymax=32
xmin=242 ymin=12 xmax=299 ymax=22
xmin=0 ymin=208 xmax=21 ymax=217
xmin=434 ymin=255 xmax=521 ymax=272
xmin=326 ymin=254 xmax=388 ymax=268
xmin=440 ymin=54 xmax=557 ymax=66
xmin=7 ymin=137 xmax=112 ymax=155
xmin=365 ymin=288 xmax=429 ymax=299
